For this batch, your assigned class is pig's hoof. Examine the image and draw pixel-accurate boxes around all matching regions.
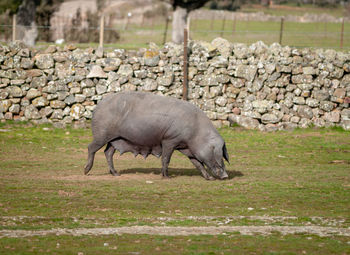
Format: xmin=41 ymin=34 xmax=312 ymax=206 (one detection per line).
xmin=162 ymin=175 xmax=171 ymax=179
xmin=110 ymin=170 xmax=120 ymax=176
xmin=84 ymin=167 xmax=91 ymax=175
xmin=206 ymin=176 xmax=216 ymax=181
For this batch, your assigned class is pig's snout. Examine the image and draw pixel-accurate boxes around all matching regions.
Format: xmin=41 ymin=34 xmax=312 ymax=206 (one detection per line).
xmin=219 ymin=171 xmax=229 ymax=180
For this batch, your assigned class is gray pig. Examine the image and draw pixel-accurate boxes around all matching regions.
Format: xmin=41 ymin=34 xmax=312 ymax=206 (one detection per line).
xmin=84 ymin=91 xmax=229 ymax=180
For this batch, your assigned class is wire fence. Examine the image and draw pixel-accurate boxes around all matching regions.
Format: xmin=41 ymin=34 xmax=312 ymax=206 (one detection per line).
xmin=0 ymin=14 xmax=349 ymax=50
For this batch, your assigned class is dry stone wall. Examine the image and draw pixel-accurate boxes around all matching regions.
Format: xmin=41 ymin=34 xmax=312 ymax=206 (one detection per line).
xmin=0 ymin=39 xmax=350 ymax=131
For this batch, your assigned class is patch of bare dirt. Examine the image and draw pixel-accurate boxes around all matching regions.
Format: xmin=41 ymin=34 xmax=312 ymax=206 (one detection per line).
xmin=56 ymin=173 xmax=163 ymax=182
xmin=1 ymin=225 xmax=349 ymax=238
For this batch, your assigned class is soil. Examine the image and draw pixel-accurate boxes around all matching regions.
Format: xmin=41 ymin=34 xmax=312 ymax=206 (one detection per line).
xmin=1 ymin=225 xmax=349 ymax=238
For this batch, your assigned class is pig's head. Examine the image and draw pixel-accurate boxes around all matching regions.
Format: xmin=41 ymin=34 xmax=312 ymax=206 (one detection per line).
xmin=200 ymin=138 xmax=229 ymax=180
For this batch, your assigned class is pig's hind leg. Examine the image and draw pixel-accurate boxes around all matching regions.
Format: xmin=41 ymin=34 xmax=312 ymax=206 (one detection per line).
xmin=104 ymin=143 xmax=120 ymax=176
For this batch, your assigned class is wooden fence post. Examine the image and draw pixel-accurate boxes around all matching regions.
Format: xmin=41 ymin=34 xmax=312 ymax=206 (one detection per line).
xmin=340 ymin=18 xmax=344 ymax=49
xmin=12 ymin=14 xmax=16 ymax=41
xmin=99 ymin=14 xmax=104 ymax=48
xmin=279 ymin=17 xmax=284 ymax=45
xmin=183 ymin=28 xmax=188 ymax=101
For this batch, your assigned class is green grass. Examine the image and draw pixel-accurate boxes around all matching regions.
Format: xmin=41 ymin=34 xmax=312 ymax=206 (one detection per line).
xmin=1 ymin=234 xmax=349 ymax=255
xmin=189 ymin=19 xmax=350 ymax=49
xmin=240 ymin=3 xmax=346 ymax=18
xmin=0 ymin=122 xmax=349 ymax=253
xmin=32 ymin=13 xmax=350 ymax=51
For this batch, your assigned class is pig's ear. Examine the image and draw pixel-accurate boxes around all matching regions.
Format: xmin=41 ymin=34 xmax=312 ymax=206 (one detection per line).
xmin=213 ymin=145 xmax=224 ymax=167
xmin=223 ymin=143 xmax=230 ymax=164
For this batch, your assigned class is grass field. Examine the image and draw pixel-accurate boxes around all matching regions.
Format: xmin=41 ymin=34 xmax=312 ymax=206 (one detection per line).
xmin=51 ymin=18 xmax=349 ymax=51
xmin=0 ymin=121 xmax=349 ymax=254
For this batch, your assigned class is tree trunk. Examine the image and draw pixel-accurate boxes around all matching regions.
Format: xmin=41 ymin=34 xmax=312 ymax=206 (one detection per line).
xmin=172 ymin=5 xmax=188 ymax=44
xmin=16 ymin=0 xmax=38 ymax=46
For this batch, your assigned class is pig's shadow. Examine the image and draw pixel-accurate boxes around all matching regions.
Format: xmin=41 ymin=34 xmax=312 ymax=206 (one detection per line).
xmin=121 ymin=168 xmax=243 ymax=180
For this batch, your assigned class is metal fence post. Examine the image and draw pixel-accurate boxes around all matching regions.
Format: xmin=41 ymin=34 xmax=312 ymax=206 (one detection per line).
xmin=99 ymin=15 xmax=104 ymax=49
xmin=183 ymin=28 xmax=188 ymax=101
xmin=340 ymin=18 xmax=344 ymax=49
xmin=163 ymin=15 xmax=170 ymax=45
xmin=12 ymin=14 xmax=16 ymax=41
xmin=279 ymin=17 xmax=284 ymax=45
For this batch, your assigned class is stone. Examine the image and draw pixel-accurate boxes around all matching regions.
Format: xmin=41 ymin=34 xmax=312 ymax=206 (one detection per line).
xmin=40 ymin=106 xmax=53 ymax=117
xmin=26 ymin=69 xmax=43 ymax=78
xmin=95 ymin=46 xmax=104 ymax=58
xmin=32 ymin=97 xmax=49 ymax=107
xmin=241 ymin=111 xmax=261 ymax=119
xmin=83 ymin=87 xmax=96 ymax=97
xmin=44 ymin=45 xmax=57 ymax=54
xmin=302 ymin=66 xmax=315 ymax=75
xmin=293 ymin=97 xmax=305 ymax=105
xmin=57 ymin=91 xmax=69 ymax=100
xmin=3 ymin=112 xmax=13 ymax=119
xmin=217 ymin=74 xmax=230 ymax=84
xmin=24 ymin=105 xmax=41 ymax=119
xmin=210 ymin=56 xmax=228 ymax=68
xmin=8 ymin=86 xmax=23 ymax=97
xmin=306 ymin=98 xmax=319 ymax=107
xmin=0 ymin=99 xmax=12 ymax=112
xmin=233 ymin=44 xmax=250 ymax=59
xmin=20 ymin=58 xmax=34 ymax=69
xmin=291 ymin=74 xmax=313 ymax=84
xmin=261 ymin=113 xmax=279 ymax=124
xmin=64 ymin=94 xmax=76 ymax=105
xmin=200 ymin=74 xmax=219 ymax=86
xmin=211 ymin=37 xmax=232 ymax=58
xmin=81 ymin=79 xmax=94 ymax=88
xmin=313 ymin=90 xmax=329 ymax=101
xmin=117 ymin=64 xmax=134 ymax=77
xmin=0 ymin=91 xmax=8 ymax=100
xmin=94 ymin=82 xmax=106 ymax=94
xmin=228 ymin=114 xmax=259 ymax=129
xmin=70 ymin=104 xmax=85 ymax=120
xmin=50 ymin=100 xmax=66 ymax=109
xmin=324 ymin=111 xmax=340 ymax=123
xmin=341 ymin=109 xmax=350 ymax=121
xmin=215 ymin=96 xmax=227 ymax=107
xmin=35 ymin=54 xmax=54 ymax=69
xmin=143 ymin=78 xmax=158 ymax=91
xmin=51 ymin=109 xmax=64 ymax=119
xmin=297 ymin=105 xmax=313 ymax=119
xmin=31 ymin=76 xmax=47 ymax=88
xmin=235 ymin=65 xmax=257 ymax=82
xmin=290 ymin=116 xmax=300 ymax=123
xmin=144 ymin=50 xmax=160 ymax=67
xmin=232 ymin=107 xmax=241 ymax=115
xmin=134 ymin=70 xmax=147 ymax=79
xmin=157 ymin=73 xmax=174 ymax=87
xmin=319 ymin=101 xmax=334 ymax=112
xmin=75 ymin=94 xmax=86 ymax=103
xmin=26 ymin=88 xmax=41 ymax=100
xmin=252 ymin=100 xmax=273 ymax=114
xmin=333 ymin=88 xmax=346 ymax=99
xmin=87 ymin=65 xmax=107 ymax=79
